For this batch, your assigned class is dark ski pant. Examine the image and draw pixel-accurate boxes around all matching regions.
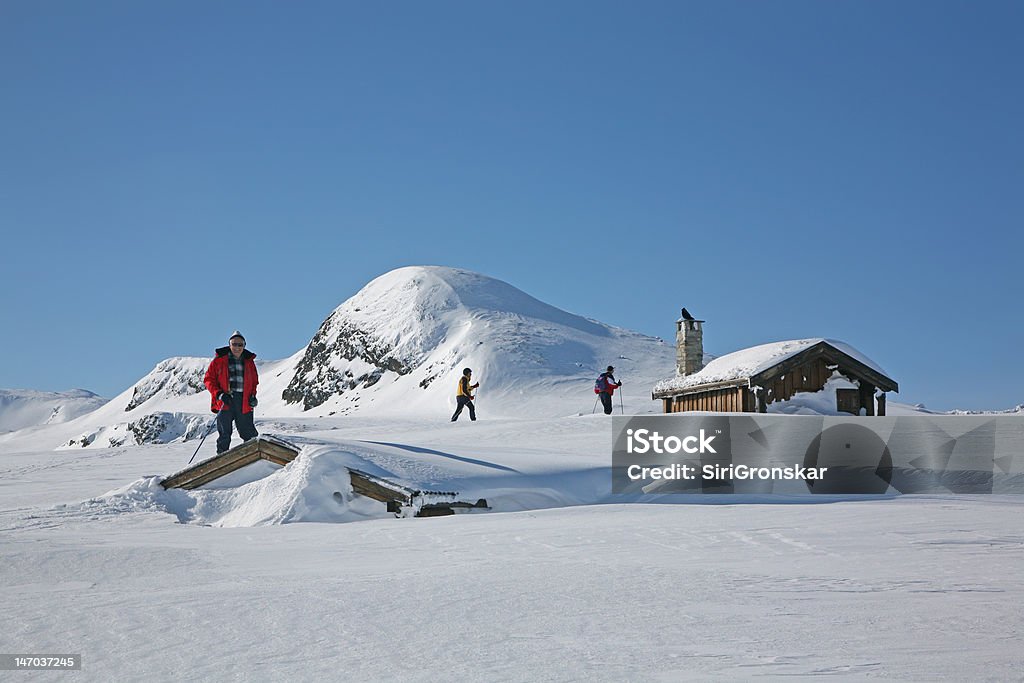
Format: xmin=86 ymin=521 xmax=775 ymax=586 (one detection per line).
xmin=600 ymin=391 xmax=613 ymax=415
xmin=451 ymin=395 xmax=476 ymax=421
xmin=217 ymin=392 xmax=258 ymax=453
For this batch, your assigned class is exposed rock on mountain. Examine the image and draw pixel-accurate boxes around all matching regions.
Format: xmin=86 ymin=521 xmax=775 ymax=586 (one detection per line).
xmin=125 ymin=358 xmax=207 ymax=411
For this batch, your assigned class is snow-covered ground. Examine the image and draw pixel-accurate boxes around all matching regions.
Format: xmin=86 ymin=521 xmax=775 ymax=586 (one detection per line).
xmin=3 ymin=413 xmax=1023 ymax=680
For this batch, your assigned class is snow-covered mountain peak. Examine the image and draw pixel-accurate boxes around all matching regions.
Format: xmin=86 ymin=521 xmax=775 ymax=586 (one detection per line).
xmin=364 ymin=266 xmax=605 ymax=328
xmin=326 ymin=266 xmax=607 ymax=359
xmin=281 ymin=265 xmax=669 ymax=415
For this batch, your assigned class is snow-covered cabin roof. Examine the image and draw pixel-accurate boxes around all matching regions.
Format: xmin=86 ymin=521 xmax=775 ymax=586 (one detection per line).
xmin=653 ymin=338 xmax=896 ymax=396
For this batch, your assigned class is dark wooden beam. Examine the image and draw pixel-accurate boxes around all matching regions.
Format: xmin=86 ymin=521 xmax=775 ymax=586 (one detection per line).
xmin=348 ymin=468 xmax=414 ymax=505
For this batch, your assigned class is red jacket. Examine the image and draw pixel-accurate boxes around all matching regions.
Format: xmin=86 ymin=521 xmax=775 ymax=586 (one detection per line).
xmin=204 ymin=347 xmax=259 ymax=414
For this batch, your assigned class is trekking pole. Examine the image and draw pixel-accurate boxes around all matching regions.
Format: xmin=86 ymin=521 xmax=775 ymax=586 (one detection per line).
xmin=188 ymin=413 xmax=218 ymax=464
xmin=618 ymin=388 xmax=624 ymax=415
xmin=592 ymin=395 xmax=600 ymax=414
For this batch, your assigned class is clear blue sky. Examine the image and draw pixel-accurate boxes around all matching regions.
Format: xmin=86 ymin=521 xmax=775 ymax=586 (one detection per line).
xmin=1 ymin=1 xmax=1021 ymax=411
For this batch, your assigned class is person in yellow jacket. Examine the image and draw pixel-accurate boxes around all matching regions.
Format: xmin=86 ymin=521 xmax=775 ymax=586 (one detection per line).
xmin=451 ymin=367 xmax=480 ymax=422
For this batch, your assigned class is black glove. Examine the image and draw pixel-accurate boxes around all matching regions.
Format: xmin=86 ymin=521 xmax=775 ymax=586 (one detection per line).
xmin=218 ymin=392 xmax=232 ymax=405
xmin=249 ymin=395 xmax=258 ymax=408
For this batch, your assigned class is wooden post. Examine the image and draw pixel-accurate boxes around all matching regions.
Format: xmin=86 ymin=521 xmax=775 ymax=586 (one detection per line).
xmin=860 ymin=382 xmax=875 ymax=416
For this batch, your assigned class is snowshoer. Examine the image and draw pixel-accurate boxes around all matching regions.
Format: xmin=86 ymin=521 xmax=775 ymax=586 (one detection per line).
xmin=451 ymin=368 xmax=479 ymax=422
xmin=204 ymin=330 xmax=259 ymax=453
xmin=595 ymin=365 xmax=622 ymax=415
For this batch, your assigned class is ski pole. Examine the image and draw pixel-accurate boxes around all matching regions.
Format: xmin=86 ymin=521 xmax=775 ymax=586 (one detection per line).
xmin=618 ymin=387 xmax=624 ymax=415
xmin=592 ymin=395 xmax=600 ymax=414
xmin=188 ymin=413 xmax=219 ymax=464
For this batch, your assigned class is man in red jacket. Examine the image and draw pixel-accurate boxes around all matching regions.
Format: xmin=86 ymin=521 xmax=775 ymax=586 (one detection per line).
xmin=204 ymin=330 xmax=259 ymax=454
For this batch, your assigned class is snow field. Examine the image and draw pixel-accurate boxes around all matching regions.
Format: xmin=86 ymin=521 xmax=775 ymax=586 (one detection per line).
xmin=2 ymin=415 xmax=1023 ymax=680
xmin=3 ymin=495 xmax=1023 ymax=681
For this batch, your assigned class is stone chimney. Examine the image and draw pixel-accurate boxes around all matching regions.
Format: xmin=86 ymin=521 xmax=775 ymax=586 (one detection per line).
xmin=676 ymin=307 xmax=704 ymax=376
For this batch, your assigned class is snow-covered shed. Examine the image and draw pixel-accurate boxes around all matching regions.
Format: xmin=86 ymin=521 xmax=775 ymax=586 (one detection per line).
xmin=652 ymin=310 xmax=898 ymax=416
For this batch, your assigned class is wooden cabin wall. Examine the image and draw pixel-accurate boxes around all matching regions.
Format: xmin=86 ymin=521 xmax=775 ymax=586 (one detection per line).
xmin=667 ymin=386 xmax=746 ymax=413
xmin=741 ymin=387 xmax=752 ymax=412
xmin=766 ymin=357 xmax=832 ymax=405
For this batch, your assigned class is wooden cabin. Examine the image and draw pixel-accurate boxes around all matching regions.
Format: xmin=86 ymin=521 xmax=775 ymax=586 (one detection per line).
xmin=652 ymin=311 xmax=898 ymax=416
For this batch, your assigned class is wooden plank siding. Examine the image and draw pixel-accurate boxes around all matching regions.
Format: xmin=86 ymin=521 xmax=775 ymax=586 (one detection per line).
xmin=767 ymin=358 xmax=835 ymax=404
xmin=667 ymin=386 xmax=747 ymax=413
xmin=812 ymin=357 xmax=827 ymax=389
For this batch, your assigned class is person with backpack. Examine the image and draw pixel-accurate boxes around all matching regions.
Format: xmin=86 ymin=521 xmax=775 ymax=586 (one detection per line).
xmin=451 ymin=367 xmax=480 ymax=422
xmin=594 ymin=365 xmax=622 ymax=415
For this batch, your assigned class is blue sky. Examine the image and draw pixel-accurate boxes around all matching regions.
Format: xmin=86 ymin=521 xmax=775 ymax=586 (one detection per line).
xmin=1 ymin=1 xmax=1021 ymax=411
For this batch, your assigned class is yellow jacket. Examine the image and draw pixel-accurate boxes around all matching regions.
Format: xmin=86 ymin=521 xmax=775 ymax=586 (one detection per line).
xmin=457 ymin=375 xmax=478 ymax=397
